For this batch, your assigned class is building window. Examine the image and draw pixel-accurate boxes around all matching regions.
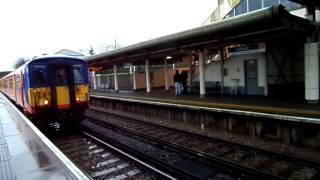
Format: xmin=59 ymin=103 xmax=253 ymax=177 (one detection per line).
xmin=263 ymin=0 xmax=279 ymax=8
xmin=249 ymin=0 xmax=262 ymax=12
xmin=280 ymin=0 xmax=302 ymax=10
xmin=235 ymin=0 xmax=248 ymax=16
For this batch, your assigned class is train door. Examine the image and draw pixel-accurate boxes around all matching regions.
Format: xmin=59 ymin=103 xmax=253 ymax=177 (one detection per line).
xmin=52 ymin=66 xmax=72 ymax=109
xmin=245 ymin=59 xmax=259 ymax=95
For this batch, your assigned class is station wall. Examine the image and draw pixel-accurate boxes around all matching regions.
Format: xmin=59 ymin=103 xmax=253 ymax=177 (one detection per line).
xmin=135 ymin=68 xmax=176 ymax=89
xmin=93 ymin=39 xmax=306 ymax=100
xmin=192 ymin=52 xmax=267 ymax=95
xmin=266 ymin=40 xmax=305 ymax=100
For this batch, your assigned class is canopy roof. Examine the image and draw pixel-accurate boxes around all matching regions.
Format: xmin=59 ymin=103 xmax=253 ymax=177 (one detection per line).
xmin=289 ymin=0 xmax=320 ymax=8
xmin=86 ymin=5 xmax=314 ymax=66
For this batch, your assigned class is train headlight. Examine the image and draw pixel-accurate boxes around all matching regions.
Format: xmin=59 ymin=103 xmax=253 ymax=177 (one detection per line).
xmin=76 ymin=96 xmax=86 ymax=102
xmin=38 ymin=99 xmax=49 ymax=106
xmin=43 ymin=99 xmax=49 ymax=105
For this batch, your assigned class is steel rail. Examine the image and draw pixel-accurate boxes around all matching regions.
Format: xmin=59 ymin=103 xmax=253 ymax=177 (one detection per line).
xmin=81 ymin=125 xmax=197 ymax=179
xmin=87 ymin=116 xmax=282 ymax=180
xmin=82 ymin=131 xmax=177 ymax=180
xmin=100 ymin=110 xmax=320 ymax=169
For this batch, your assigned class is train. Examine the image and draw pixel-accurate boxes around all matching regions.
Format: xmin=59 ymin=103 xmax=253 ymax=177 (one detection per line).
xmin=0 ymin=55 xmax=90 ymax=127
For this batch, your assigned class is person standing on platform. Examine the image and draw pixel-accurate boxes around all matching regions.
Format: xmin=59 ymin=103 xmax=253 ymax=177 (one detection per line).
xmin=181 ymin=71 xmax=188 ymax=95
xmin=174 ymin=70 xmax=181 ymax=96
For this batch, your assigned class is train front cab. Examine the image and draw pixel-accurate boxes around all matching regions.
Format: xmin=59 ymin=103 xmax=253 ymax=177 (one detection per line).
xmin=52 ymin=62 xmax=89 ymax=112
xmin=26 ymin=58 xmax=89 ymax=125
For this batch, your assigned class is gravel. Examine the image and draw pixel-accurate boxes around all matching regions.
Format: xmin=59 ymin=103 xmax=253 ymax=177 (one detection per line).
xmin=86 ymin=109 xmax=320 ymax=179
xmin=136 ymin=113 xmax=320 ymax=162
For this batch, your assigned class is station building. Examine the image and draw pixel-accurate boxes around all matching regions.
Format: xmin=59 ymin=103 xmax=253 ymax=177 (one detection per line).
xmin=202 ymin=0 xmax=310 ymax=25
xmin=86 ymin=1 xmax=320 ymax=103
xmin=198 ymin=0 xmax=320 ymax=100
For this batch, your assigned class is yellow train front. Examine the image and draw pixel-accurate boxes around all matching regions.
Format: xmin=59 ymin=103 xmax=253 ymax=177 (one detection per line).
xmin=24 ymin=55 xmax=89 ymax=127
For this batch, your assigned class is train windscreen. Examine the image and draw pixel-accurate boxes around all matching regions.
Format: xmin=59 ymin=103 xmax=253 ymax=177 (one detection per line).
xmin=31 ymin=64 xmax=47 ymax=87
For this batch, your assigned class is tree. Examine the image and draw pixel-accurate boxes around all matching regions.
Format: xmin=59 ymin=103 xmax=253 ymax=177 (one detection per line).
xmin=88 ymin=46 xmax=95 ymax=56
xmin=13 ymin=57 xmax=29 ymax=69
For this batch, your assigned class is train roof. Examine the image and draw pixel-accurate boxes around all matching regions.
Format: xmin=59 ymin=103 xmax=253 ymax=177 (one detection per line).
xmin=31 ymin=54 xmax=84 ymax=61
xmin=25 ymin=54 xmax=85 ymax=66
xmin=0 ymin=55 xmax=86 ymax=80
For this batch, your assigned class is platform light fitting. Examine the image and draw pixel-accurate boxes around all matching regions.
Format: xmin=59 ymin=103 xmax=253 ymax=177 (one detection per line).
xmin=166 ymin=56 xmax=172 ymax=60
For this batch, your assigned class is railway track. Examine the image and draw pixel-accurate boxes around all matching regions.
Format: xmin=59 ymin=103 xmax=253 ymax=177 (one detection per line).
xmin=86 ymin=109 xmax=320 ymax=180
xmin=80 ymin=119 xmax=260 ymax=179
xmin=50 ymin=130 xmax=173 ymax=180
xmin=83 ymin=113 xmax=280 ymax=180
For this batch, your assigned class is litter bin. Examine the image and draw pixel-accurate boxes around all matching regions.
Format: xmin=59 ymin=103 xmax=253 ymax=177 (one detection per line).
xmin=231 ymin=79 xmax=239 ymax=95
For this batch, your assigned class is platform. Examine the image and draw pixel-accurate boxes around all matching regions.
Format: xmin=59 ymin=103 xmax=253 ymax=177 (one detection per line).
xmin=0 ymin=93 xmax=89 ymax=180
xmin=91 ymin=89 xmax=320 ymax=123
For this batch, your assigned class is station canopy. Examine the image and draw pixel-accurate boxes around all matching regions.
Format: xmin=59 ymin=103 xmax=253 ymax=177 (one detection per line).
xmin=289 ymin=0 xmax=320 ymax=8
xmin=86 ymin=5 xmax=315 ymax=67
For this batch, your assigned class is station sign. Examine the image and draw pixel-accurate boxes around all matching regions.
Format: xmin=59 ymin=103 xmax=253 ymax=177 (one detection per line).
xmin=89 ymin=66 xmax=103 ymax=72
xmin=227 ymin=43 xmax=265 ymax=56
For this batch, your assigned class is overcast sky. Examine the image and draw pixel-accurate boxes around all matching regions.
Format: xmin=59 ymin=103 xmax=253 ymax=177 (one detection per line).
xmin=0 ymin=0 xmax=216 ymax=71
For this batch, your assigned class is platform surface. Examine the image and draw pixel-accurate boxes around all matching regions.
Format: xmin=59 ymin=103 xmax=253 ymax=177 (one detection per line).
xmin=0 ymin=94 xmax=86 ymax=180
xmin=91 ymin=89 xmax=320 ymax=122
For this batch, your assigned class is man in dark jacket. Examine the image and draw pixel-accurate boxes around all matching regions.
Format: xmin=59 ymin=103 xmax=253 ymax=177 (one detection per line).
xmin=181 ymin=71 xmax=188 ymax=94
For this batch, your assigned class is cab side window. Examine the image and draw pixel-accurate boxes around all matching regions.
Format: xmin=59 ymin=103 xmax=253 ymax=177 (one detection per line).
xmin=73 ymin=65 xmax=84 ymax=84
xmin=31 ymin=64 xmax=47 ymax=87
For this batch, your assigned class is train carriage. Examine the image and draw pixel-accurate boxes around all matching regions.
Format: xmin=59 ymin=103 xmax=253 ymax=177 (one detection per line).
xmin=0 ymin=55 xmax=90 ymax=127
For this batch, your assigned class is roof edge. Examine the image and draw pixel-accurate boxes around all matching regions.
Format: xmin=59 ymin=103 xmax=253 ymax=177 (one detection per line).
xmin=86 ymin=5 xmax=312 ymax=63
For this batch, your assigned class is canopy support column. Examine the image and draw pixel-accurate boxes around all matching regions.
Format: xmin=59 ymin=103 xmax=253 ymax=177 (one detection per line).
xmin=113 ymin=64 xmax=119 ymax=92
xmin=145 ymin=59 xmax=151 ymax=93
xmin=199 ymin=51 xmax=205 ymax=97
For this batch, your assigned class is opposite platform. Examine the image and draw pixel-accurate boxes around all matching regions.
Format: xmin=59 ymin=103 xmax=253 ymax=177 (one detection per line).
xmin=0 ymin=93 xmax=89 ymax=180
xmin=91 ymin=90 xmax=320 ymax=123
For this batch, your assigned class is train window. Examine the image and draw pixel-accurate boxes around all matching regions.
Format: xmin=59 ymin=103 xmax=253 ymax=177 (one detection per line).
xmin=73 ymin=66 xmax=84 ymax=84
xmin=34 ymin=71 xmax=46 ymax=86
xmin=9 ymin=79 xmax=13 ymax=88
xmin=16 ymin=76 xmax=20 ymax=89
